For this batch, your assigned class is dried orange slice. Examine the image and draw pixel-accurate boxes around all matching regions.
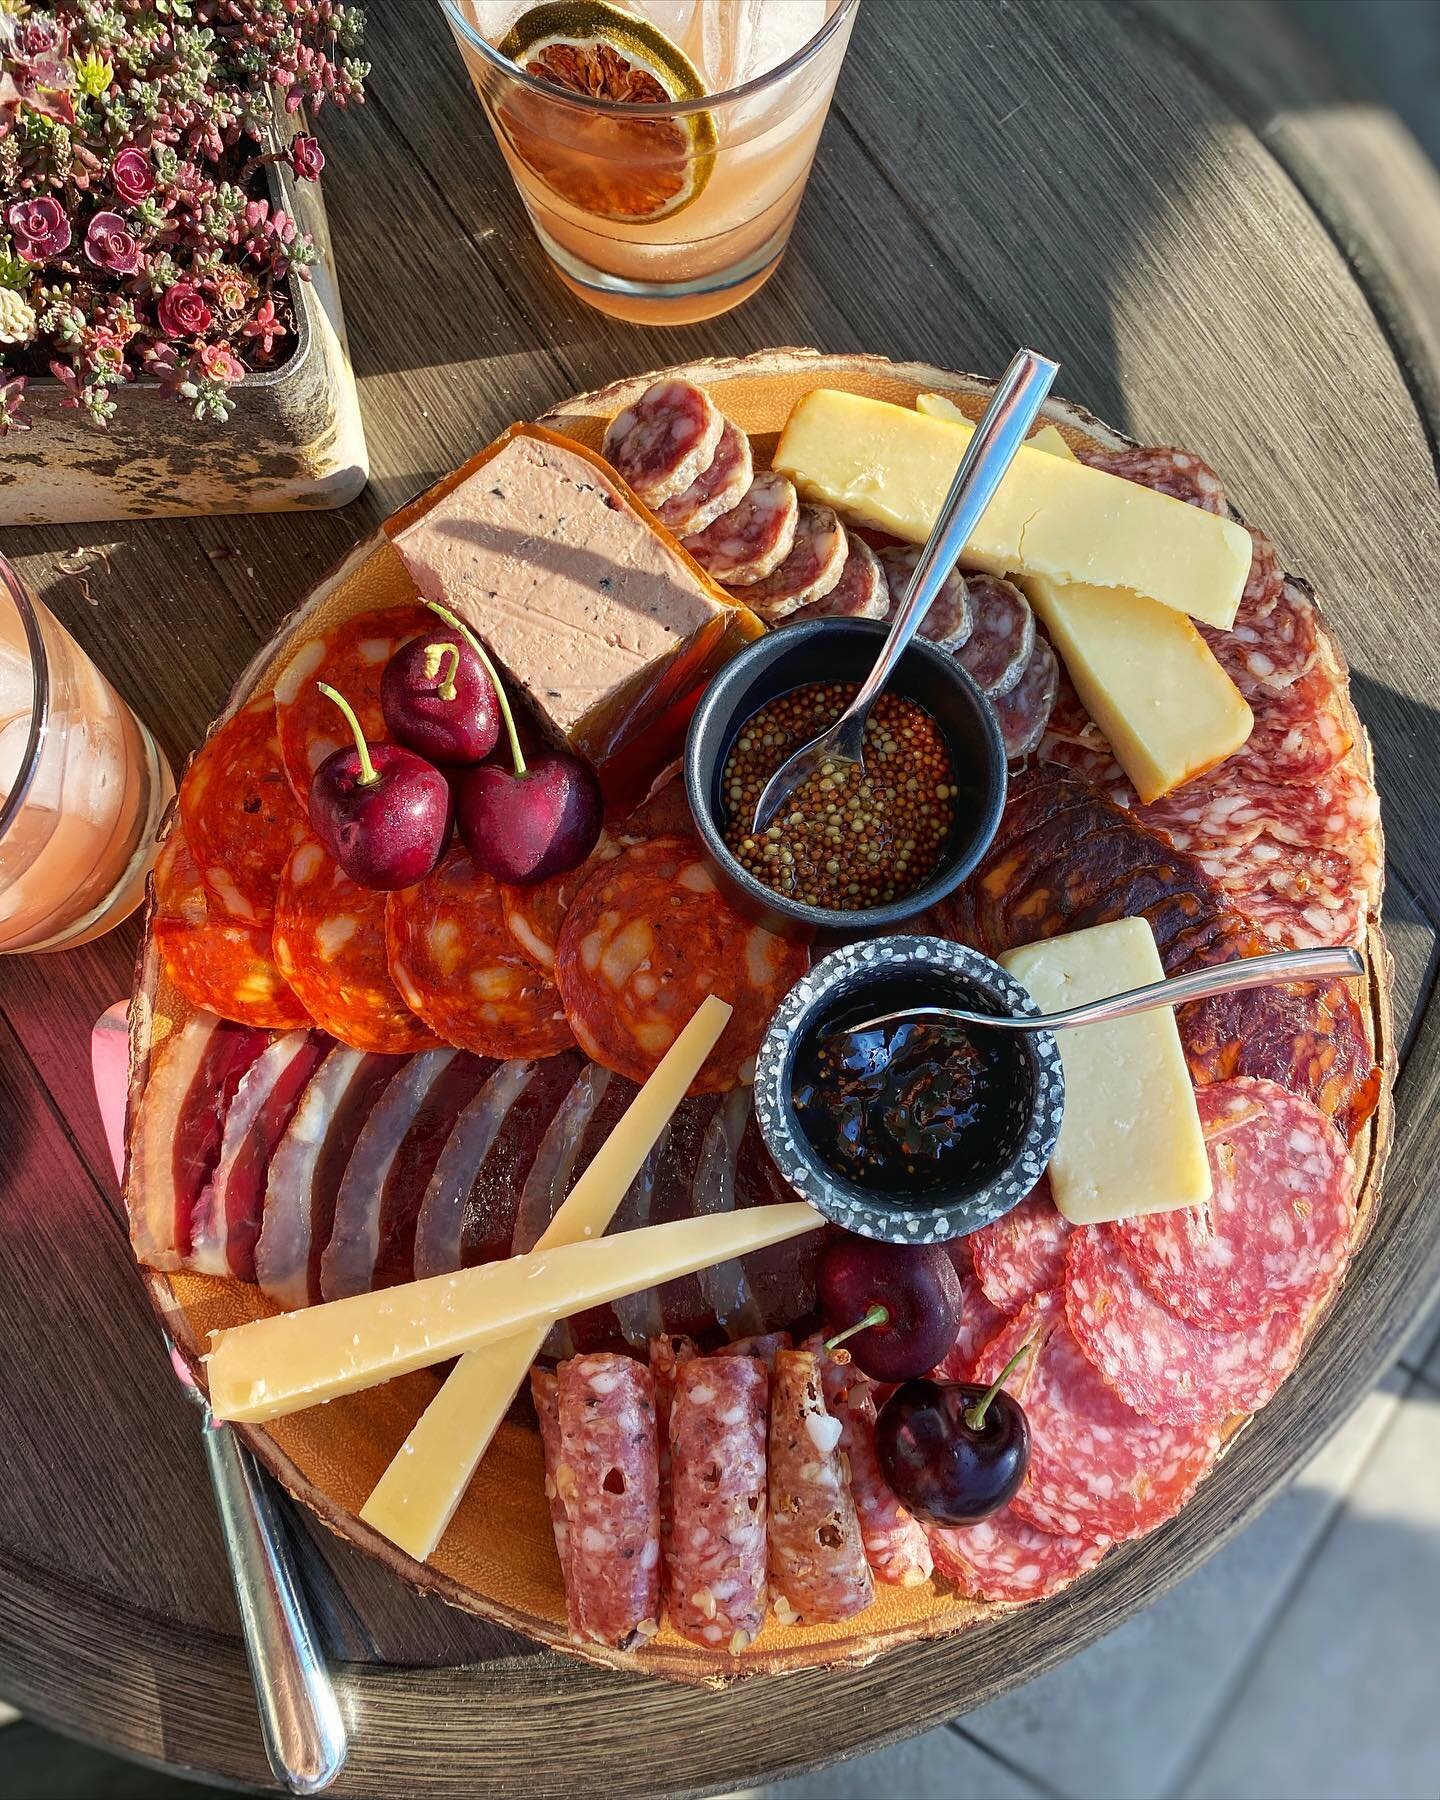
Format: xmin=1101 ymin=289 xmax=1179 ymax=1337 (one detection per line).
xmin=497 ymin=0 xmax=717 ymax=222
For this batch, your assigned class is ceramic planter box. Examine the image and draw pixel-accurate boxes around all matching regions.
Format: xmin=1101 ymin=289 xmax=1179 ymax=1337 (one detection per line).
xmin=0 ymin=127 xmax=367 ymax=526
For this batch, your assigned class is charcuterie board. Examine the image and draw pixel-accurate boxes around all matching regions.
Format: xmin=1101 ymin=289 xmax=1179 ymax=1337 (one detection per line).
xmin=126 ymin=348 xmax=1394 ymax=1687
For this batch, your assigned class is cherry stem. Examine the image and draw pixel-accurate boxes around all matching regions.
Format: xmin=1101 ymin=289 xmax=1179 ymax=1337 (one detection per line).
xmin=424 ymin=599 xmax=526 ymax=779
xmin=423 ymin=640 xmax=461 ymax=702
xmin=825 ymin=1303 xmax=888 ymax=1353
xmin=963 ymin=1337 xmax=1036 ymax=1432
xmin=317 ymin=681 xmax=378 ymax=787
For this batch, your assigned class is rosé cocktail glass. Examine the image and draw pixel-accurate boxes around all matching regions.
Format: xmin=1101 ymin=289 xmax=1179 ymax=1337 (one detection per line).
xmin=0 ymin=555 xmax=172 ymax=953
xmin=441 ymin=0 xmax=859 ymax=325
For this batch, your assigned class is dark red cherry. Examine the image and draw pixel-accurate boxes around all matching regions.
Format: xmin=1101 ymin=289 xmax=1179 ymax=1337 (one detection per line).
xmin=457 ymin=751 xmax=602 ymax=886
xmin=875 ymin=1356 xmax=1032 ymax=1528
xmin=381 ymin=632 xmax=500 ymax=766
xmin=308 ymin=683 xmax=451 ymax=889
xmin=818 ymin=1235 xmax=962 ymax=1381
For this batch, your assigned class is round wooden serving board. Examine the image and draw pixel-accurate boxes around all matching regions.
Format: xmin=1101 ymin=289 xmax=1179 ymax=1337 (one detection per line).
xmin=135 ymin=351 xmax=1395 ymax=1689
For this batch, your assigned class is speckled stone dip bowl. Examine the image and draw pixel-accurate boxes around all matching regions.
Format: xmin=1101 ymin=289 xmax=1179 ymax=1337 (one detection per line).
xmin=754 ymin=935 xmax=1064 ymax=1245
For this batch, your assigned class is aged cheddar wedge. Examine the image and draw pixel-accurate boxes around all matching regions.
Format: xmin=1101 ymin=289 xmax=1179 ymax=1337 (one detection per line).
xmin=1001 ymin=919 xmax=1211 ymax=1224
xmin=774 ymin=391 xmax=1249 ymax=628
xmin=918 ymin=393 xmax=1077 ymax=461
xmin=360 ymin=994 xmax=731 ymax=1560
xmin=1025 ymin=573 xmax=1252 ymax=804
xmin=207 ymin=1204 xmax=821 ymax=1424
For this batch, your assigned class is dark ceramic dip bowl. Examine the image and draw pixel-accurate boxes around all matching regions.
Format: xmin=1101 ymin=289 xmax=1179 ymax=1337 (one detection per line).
xmin=753 ymin=936 xmax=1064 ymax=1245
xmin=683 ymin=618 xmax=1006 ymax=938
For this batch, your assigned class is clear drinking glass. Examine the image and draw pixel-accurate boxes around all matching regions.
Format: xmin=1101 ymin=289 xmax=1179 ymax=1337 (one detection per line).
xmin=0 ymin=555 xmax=173 ymax=953
xmin=441 ymin=0 xmax=860 ymax=324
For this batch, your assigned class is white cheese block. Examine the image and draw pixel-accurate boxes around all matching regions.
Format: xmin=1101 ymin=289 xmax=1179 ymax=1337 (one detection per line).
xmin=1001 ymin=919 xmax=1211 ymax=1224
xmin=918 ymin=393 xmax=1077 ymax=461
xmin=774 ymin=390 xmax=1249 ymax=628
xmin=359 ymin=994 xmax=732 ymax=1559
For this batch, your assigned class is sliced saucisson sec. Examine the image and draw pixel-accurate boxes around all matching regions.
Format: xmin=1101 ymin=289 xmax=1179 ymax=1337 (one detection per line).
xmin=601 ymin=378 xmax=724 ymax=508
xmin=272 ymin=603 xmax=434 ymax=801
xmin=654 ymin=417 xmax=753 ymax=536
xmin=992 ymin=634 xmax=1060 ymax=760
xmin=555 ymin=1353 xmax=663 ymax=1650
xmin=531 ymin=1367 xmax=581 ymax=1638
xmin=178 ymin=695 xmax=307 ymax=924
xmin=973 ymin=1303 xmax=1221 ymax=1542
xmin=273 ymin=839 xmax=438 ymax=1054
xmin=766 ymin=1348 xmax=874 ymax=1624
xmin=154 ymin=831 xmax=310 ymax=1030
xmin=554 ymin=836 xmax=808 ymax=1093
xmin=682 ymin=470 xmax=798 ymax=586
xmin=386 ymin=846 xmax=575 ymax=1060
xmin=967 ymin=1179 xmax=1073 ymax=1316
xmin=880 ymin=546 xmax=972 ymax=648
xmin=1076 ymin=443 xmax=1228 ymax=514
xmin=737 ymin=503 xmax=849 ymax=621
xmin=814 ymin=1350 xmax=933 ymax=1588
xmin=956 ymin=573 xmax=1036 ymax=696
xmin=499 ymin=834 xmax=622 ymax=974
xmin=786 ymin=530 xmax=887 ymax=623
xmin=666 ymin=1354 xmax=769 ymax=1652
xmin=928 ymin=1505 xmax=1109 ymax=1604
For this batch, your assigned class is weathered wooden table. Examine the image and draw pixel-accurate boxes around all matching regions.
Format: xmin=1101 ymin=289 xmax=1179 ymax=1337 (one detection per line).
xmin=3 ymin=2 xmax=1437 ymax=1793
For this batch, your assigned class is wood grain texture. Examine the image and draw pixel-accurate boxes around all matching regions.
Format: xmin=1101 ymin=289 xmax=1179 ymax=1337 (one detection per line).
xmin=0 ymin=0 xmax=1436 ymax=1791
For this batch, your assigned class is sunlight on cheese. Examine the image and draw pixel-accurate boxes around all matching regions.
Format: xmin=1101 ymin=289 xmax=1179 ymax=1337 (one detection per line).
xmin=1002 ymin=919 xmax=1211 ymax=1224
xmin=774 ymin=390 xmax=1249 ymax=628
xmin=1025 ymin=573 xmax=1252 ymax=803
xmin=360 ymin=994 xmax=732 ymax=1559
xmin=918 ymin=393 xmax=1077 ymax=462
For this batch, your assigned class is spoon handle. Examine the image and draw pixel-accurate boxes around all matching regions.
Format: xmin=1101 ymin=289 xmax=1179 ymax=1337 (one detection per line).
xmin=838 ymin=347 xmax=1059 ymax=731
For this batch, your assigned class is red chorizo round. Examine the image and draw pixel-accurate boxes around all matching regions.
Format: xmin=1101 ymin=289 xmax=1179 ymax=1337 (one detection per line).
xmin=500 ymin=834 xmax=622 ymax=974
xmin=179 ymin=695 xmax=307 ymax=924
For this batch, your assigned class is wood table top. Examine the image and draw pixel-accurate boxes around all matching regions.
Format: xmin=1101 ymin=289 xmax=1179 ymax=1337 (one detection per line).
xmin=2 ymin=2 xmax=1437 ymax=1793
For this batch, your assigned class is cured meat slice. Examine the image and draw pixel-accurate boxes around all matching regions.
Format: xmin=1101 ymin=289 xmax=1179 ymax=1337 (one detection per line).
xmin=554 ymin=835 xmax=808 ymax=1093
xmin=511 ymin=1064 xmax=612 ymax=1255
xmin=603 ymin=1090 xmax=670 ymax=1351
xmin=273 ymin=603 xmax=433 ymax=800
xmin=993 ymin=635 xmax=1060 ymax=761
xmin=929 ymin=1505 xmax=1108 ymax=1603
xmin=127 ymin=1014 xmax=271 ymax=1270
xmin=787 ymin=529 xmax=887 ymax=623
xmin=1077 ymin=444 xmax=1228 ymax=515
xmin=500 ymin=835 xmax=622 ymax=974
xmin=880 ymin=546 xmax=972 ymax=648
xmin=1239 ymin=525 xmax=1285 ymax=619
xmin=654 ymin=416 xmax=753 ymax=536
xmin=974 ymin=1303 xmax=1221 ymax=1541
xmin=1064 ymin=1224 xmax=1309 ymax=1428
xmin=254 ymin=1045 xmax=405 ymax=1310
xmin=531 ymin=1367 xmax=581 ymax=1637
xmin=738 ymin=503 xmax=849 ymax=621
xmin=1234 ymin=665 xmax=1352 ymax=784
xmin=386 ymin=846 xmax=574 ymax=1059
xmin=154 ymin=831 xmax=309 ymax=1030
xmin=1198 ymin=838 xmax=1367 ymax=951
xmin=816 ymin=1352 xmax=933 ymax=1588
xmin=650 ymin=1092 xmax=722 ymax=1340
xmin=935 ymin=1271 xmax=1012 ymax=1384
xmin=273 ymin=839 xmax=437 ymax=1054
xmin=968 ymin=1181 xmax=1073 ymax=1316
xmin=1202 ymin=582 xmax=1318 ymax=695
xmin=1112 ymin=1077 xmax=1354 ymax=1329
xmin=683 ymin=470 xmax=798 ymax=587
xmin=767 ymin=1348 xmax=874 ymax=1623
xmin=666 ymin=1354 xmax=769 ymax=1652
xmin=692 ymin=1087 xmax=766 ymax=1339
xmin=190 ymin=1029 xmax=329 ymax=1281
xmin=179 ymin=695 xmax=307 ymax=924
xmin=735 ymin=1112 xmax=822 ymax=1333
xmin=555 ymin=1352 xmax=663 ymax=1649
xmin=602 ymin=378 xmax=724 ymax=508
xmin=956 ymin=574 xmax=1035 ymax=696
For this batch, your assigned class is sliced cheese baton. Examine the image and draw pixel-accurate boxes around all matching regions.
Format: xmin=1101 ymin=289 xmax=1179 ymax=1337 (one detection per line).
xmin=917 ymin=393 xmax=1078 ymax=461
xmin=360 ymin=994 xmax=734 ymax=1559
xmin=1001 ymin=919 xmax=1211 ymax=1225
xmin=1025 ymin=573 xmax=1252 ymax=804
xmin=774 ymin=391 xmax=1250 ymax=629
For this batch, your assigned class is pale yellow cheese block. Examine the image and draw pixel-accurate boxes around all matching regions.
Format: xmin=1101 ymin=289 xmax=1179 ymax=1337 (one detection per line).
xmin=1025 ymin=572 xmax=1253 ymax=804
xmin=774 ymin=390 xmax=1249 ymax=628
xmin=1002 ymin=919 xmax=1211 ymax=1224
xmin=360 ymin=994 xmax=731 ymax=1561
xmin=918 ymin=393 xmax=1077 ymax=461
xmin=208 ymin=1204 xmax=822 ymax=1424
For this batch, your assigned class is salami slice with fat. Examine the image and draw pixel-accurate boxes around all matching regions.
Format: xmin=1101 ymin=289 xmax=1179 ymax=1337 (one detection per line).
xmin=957 ymin=573 xmax=1035 ymax=695
xmin=787 ymin=529 xmax=887 ymax=622
xmin=1112 ymin=1077 xmax=1354 ymax=1329
xmin=531 ymin=1367 xmax=581 ymax=1638
xmin=1203 ymin=583 xmax=1318 ymax=695
xmin=655 ymin=416 xmax=753 ymax=536
xmin=554 ymin=836 xmax=808 ymax=1092
xmin=766 ymin=1348 xmax=874 ymax=1624
xmin=386 ymin=845 xmax=575 ymax=1059
xmin=273 ymin=604 xmax=434 ymax=800
xmin=993 ymin=634 xmax=1060 ymax=760
xmin=683 ymin=470 xmax=798 ymax=586
xmin=1235 ymin=666 xmax=1352 ymax=784
xmin=1078 ymin=444 xmax=1228 ymax=514
xmin=739 ymin=503 xmax=848 ymax=620
xmin=602 ymin=378 xmax=724 ymax=508
xmin=935 ymin=1270 xmax=1012 ymax=1383
xmin=154 ymin=831 xmax=309 ymax=1030
xmin=179 ymin=695 xmax=307 ymax=924
xmin=499 ymin=834 xmax=622 ymax=974
xmin=880 ymin=545 xmax=972 ymax=648
xmin=816 ymin=1350 xmax=933 ymax=1588
xmin=974 ymin=1304 xmax=1221 ymax=1541
xmin=968 ymin=1180 xmax=1073 ymax=1315
xmin=929 ymin=1505 xmax=1108 ymax=1603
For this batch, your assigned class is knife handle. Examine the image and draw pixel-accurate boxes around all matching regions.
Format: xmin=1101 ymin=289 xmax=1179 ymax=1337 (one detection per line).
xmin=200 ymin=1418 xmax=348 ymax=1795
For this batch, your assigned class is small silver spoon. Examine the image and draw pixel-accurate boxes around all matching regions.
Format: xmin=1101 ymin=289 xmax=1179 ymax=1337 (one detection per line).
xmin=846 ymin=943 xmax=1364 ymax=1035
xmin=750 ymin=346 xmax=1060 ymax=834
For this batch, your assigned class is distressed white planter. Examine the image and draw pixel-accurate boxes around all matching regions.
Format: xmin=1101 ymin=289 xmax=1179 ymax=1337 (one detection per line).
xmin=0 ymin=122 xmax=368 ymax=525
